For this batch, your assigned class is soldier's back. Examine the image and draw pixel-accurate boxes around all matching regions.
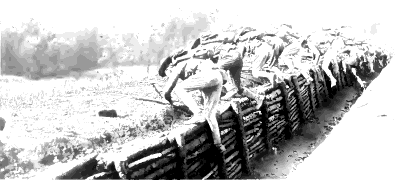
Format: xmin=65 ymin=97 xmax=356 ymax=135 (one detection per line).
xmin=282 ymin=41 xmax=302 ymax=57
xmin=179 ymin=59 xmax=216 ymax=80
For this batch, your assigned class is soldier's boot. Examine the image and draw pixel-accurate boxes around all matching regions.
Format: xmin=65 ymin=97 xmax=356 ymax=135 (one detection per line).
xmin=221 ymin=89 xmax=238 ymax=101
xmin=241 ymin=88 xmax=265 ymax=110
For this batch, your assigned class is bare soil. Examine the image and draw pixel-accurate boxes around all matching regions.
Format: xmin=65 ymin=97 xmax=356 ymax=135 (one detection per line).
xmin=0 ymin=65 xmax=243 ymax=179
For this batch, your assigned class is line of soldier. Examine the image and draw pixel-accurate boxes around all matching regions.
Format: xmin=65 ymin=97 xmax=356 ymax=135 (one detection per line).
xmin=157 ymin=24 xmax=391 ymax=153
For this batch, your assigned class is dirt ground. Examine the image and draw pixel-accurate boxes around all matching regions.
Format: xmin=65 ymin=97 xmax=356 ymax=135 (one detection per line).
xmin=242 ymin=86 xmax=359 ymax=179
xmin=0 ymin=65 xmax=234 ymax=179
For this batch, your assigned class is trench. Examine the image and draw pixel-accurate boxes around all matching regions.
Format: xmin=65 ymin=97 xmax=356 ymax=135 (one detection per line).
xmin=241 ymin=74 xmax=380 ymax=179
xmin=285 ymin=60 xmax=395 ymax=179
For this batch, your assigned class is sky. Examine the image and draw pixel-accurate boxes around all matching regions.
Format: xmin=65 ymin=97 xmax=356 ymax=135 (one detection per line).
xmin=1 ymin=0 xmax=393 ymax=43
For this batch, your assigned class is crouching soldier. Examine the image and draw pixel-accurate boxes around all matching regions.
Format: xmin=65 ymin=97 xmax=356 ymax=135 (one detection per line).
xmin=277 ymin=37 xmax=319 ymax=85
xmin=206 ymin=41 xmax=265 ymax=109
xmin=158 ymin=56 xmax=226 ymax=152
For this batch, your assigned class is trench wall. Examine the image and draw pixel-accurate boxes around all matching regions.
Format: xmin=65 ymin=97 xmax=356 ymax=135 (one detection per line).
xmin=38 ymin=63 xmax=356 ymax=179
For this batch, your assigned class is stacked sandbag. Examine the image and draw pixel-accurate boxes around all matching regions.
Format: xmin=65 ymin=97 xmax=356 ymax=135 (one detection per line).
xmin=308 ymin=70 xmax=319 ymax=109
xmin=181 ymin=123 xmax=223 ymax=179
xmin=315 ymin=67 xmax=329 ymax=104
xmin=238 ymin=97 xmax=266 ymax=161
xmin=285 ymin=77 xmax=302 ymax=133
xmin=296 ymin=74 xmax=314 ymax=120
xmin=264 ymin=88 xmax=287 ymax=145
xmin=219 ymin=107 xmax=244 ymax=179
xmin=121 ymin=138 xmax=180 ymax=179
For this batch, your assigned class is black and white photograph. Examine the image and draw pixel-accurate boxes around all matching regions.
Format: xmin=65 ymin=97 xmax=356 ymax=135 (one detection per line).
xmin=1 ymin=1 xmax=394 ymax=179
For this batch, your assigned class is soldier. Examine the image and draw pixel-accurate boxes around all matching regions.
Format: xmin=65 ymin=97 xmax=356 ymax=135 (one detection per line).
xmin=182 ymin=30 xmax=265 ymax=109
xmin=165 ymin=30 xmax=265 ymax=109
xmin=339 ymin=47 xmax=370 ymax=89
xmin=277 ymin=35 xmax=321 ymax=84
xmin=319 ymin=36 xmax=345 ymax=87
xmin=207 ymin=41 xmax=265 ymax=109
xmin=365 ymin=47 xmax=377 ymax=74
xmin=370 ymin=46 xmax=389 ymax=73
xmin=158 ymin=54 xmax=226 ymax=153
xmin=243 ymin=39 xmax=283 ymax=88
xmin=233 ymin=28 xmax=288 ymax=80
xmin=237 ymin=29 xmax=286 ymax=74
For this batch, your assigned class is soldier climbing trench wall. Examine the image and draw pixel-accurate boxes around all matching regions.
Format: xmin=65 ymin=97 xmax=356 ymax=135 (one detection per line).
xmin=87 ymin=24 xmax=393 ymax=180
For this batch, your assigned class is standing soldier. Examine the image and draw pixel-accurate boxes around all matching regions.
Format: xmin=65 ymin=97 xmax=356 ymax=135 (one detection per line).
xmin=158 ymin=54 xmax=226 ymax=153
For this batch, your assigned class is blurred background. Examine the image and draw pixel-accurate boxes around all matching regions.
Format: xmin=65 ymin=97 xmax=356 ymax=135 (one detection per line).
xmin=1 ymin=0 xmax=393 ymax=80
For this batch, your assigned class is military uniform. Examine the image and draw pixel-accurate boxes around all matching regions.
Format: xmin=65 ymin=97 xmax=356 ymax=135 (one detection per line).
xmin=339 ymin=47 xmax=369 ymax=88
xmin=320 ymin=37 xmax=345 ymax=87
xmin=160 ymin=57 xmax=224 ymax=147
xmin=237 ymin=29 xmax=286 ymax=72
xmin=246 ymin=40 xmax=281 ymax=88
xmin=206 ymin=41 xmax=264 ymax=109
xmin=278 ymin=38 xmax=319 ymax=84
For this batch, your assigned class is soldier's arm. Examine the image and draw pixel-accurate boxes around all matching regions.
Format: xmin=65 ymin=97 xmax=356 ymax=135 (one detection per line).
xmin=237 ymin=35 xmax=250 ymax=43
xmin=202 ymin=33 xmax=225 ymax=45
xmin=163 ymin=63 xmax=186 ymax=105
xmin=310 ymin=44 xmax=321 ymax=64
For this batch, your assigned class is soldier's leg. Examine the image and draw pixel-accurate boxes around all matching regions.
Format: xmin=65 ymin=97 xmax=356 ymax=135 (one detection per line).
xmin=322 ymin=57 xmax=337 ymax=87
xmin=220 ymin=65 xmax=242 ymax=100
xmin=283 ymin=56 xmax=298 ymax=73
xmin=341 ymin=59 xmax=348 ymax=74
xmin=201 ymin=76 xmax=223 ymax=147
xmin=300 ymin=63 xmax=314 ymax=85
xmin=228 ymin=65 xmax=265 ymax=109
xmin=217 ymin=51 xmax=243 ymax=100
xmin=174 ymin=70 xmax=223 ymax=122
xmin=315 ymin=66 xmax=325 ymax=82
xmin=223 ymin=70 xmax=236 ymax=92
